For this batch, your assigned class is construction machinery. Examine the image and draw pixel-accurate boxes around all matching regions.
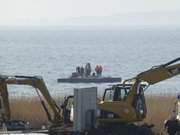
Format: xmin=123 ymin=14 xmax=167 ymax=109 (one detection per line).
xmin=97 ymin=57 xmax=180 ymax=124
xmin=0 ymin=75 xmax=63 ymax=130
xmin=59 ymin=57 xmax=180 ymax=135
xmin=0 ymin=57 xmax=180 ymax=135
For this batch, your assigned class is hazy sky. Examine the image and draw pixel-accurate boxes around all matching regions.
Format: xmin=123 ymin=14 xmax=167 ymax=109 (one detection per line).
xmin=0 ymin=0 xmax=180 ymax=26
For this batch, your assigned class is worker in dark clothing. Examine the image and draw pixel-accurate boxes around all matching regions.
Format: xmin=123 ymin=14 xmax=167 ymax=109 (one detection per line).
xmin=92 ymin=72 xmax=96 ymax=77
xmin=85 ymin=63 xmax=91 ymax=77
xmin=76 ymin=66 xmax=80 ymax=75
xmin=165 ymin=119 xmax=179 ymax=135
xmin=61 ymin=97 xmax=69 ymax=124
xmin=66 ymin=97 xmax=74 ymax=123
xmin=80 ymin=66 xmax=84 ymax=77
xmin=165 ymin=94 xmax=180 ymax=135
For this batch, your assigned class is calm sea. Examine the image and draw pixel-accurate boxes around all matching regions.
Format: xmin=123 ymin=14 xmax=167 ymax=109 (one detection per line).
xmin=0 ymin=27 xmax=180 ymax=97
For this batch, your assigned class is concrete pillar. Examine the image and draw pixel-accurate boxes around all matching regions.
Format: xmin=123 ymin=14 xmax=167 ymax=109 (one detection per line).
xmin=74 ymin=87 xmax=97 ymax=132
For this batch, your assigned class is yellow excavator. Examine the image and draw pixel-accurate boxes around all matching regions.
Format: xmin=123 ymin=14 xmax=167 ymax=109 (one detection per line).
xmin=0 ymin=57 xmax=179 ymax=134
xmin=98 ymin=57 xmax=180 ymax=124
xmin=0 ymin=75 xmax=63 ymax=129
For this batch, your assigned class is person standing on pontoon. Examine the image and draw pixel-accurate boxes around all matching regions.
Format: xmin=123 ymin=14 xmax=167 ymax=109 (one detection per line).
xmin=85 ymin=63 xmax=91 ymax=77
xmin=95 ymin=65 xmax=103 ymax=77
xmin=80 ymin=66 xmax=85 ymax=77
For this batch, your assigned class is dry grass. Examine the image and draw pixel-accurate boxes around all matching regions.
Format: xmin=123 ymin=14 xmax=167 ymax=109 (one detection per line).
xmin=9 ymin=95 xmax=176 ymax=134
xmin=143 ymin=94 xmax=176 ymax=134
xmin=10 ymin=97 xmax=50 ymax=128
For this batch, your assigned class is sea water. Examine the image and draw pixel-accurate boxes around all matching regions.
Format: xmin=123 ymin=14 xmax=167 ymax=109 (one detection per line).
xmin=0 ymin=27 xmax=180 ymax=97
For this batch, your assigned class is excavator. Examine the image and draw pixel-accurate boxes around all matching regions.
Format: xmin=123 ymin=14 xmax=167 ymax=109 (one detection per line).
xmin=0 ymin=75 xmax=63 ymax=130
xmin=93 ymin=57 xmax=180 ymax=135
xmin=97 ymin=57 xmax=180 ymax=127
xmin=0 ymin=57 xmax=179 ymax=134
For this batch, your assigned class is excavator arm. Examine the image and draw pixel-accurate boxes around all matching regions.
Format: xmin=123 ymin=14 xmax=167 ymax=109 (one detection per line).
xmin=125 ymin=57 xmax=180 ymax=119
xmin=126 ymin=57 xmax=180 ymax=100
xmin=0 ymin=75 xmax=62 ymax=125
xmin=135 ymin=57 xmax=180 ymax=85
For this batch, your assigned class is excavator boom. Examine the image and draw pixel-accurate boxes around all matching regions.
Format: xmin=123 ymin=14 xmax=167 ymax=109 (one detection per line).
xmin=0 ymin=75 xmax=62 ymax=125
xmin=136 ymin=57 xmax=180 ymax=84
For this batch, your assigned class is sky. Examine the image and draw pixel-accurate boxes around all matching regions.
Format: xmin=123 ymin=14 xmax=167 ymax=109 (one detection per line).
xmin=0 ymin=0 xmax=180 ymax=26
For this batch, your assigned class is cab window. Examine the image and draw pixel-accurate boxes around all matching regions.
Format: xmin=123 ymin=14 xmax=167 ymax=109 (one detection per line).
xmin=114 ymin=87 xmax=129 ymax=101
xmin=103 ymin=89 xmax=114 ymax=101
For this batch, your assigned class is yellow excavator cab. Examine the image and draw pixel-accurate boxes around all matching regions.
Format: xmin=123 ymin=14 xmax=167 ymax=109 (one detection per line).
xmin=98 ymin=82 xmax=148 ymax=123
